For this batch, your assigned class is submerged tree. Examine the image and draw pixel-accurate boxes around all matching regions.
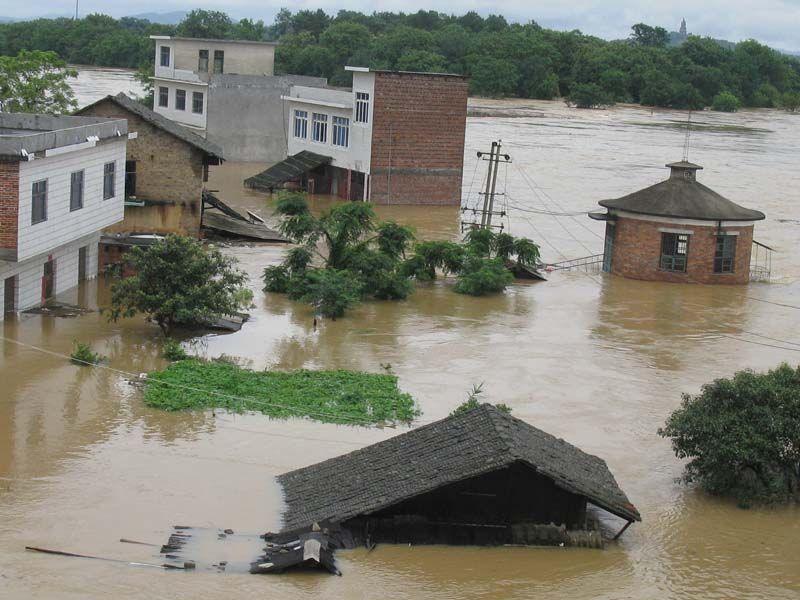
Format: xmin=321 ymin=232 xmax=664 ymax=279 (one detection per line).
xmin=0 ymin=50 xmax=77 ymax=113
xmin=107 ymin=235 xmax=251 ymax=335
xmin=659 ymin=363 xmax=800 ymax=506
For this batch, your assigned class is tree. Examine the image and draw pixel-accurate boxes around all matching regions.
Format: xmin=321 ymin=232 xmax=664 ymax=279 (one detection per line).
xmin=566 ymin=83 xmax=613 ymax=108
xmin=659 ymin=364 xmax=800 ymax=506
xmin=176 ymin=9 xmax=233 ymax=39
xmin=781 ymin=91 xmax=800 ymax=112
xmin=107 ymin=235 xmax=250 ymax=335
xmin=468 ymin=56 xmax=520 ymax=97
xmin=630 ymin=23 xmax=669 ymax=48
xmin=395 ymin=50 xmax=448 ymax=73
xmin=0 ymin=50 xmax=76 ymax=113
xmin=711 ymin=91 xmax=741 ymax=112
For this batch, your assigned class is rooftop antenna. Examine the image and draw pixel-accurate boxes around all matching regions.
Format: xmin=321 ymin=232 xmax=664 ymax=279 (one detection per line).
xmin=682 ymin=110 xmax=693 ymax=162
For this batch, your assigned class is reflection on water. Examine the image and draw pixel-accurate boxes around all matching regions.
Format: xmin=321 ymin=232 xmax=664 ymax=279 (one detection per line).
xmin=2 ymin=94 xmax=800 ymax=599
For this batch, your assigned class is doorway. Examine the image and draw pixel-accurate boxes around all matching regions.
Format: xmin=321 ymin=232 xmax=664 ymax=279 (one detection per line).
xmin=78 ymin=246 xmax=88 ymax=281
xmin=603 ymin=223 xmax=616 ymax=273
xmin=42 ymin=258 xmax=55 ymax=301
xmin=3 ymin=275 xmax=15 ymax=314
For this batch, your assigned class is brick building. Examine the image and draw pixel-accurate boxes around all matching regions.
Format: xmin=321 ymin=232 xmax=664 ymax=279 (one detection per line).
xmin=1 ymin=113 xmax=128 ymax=319
xmin=247 ymin=67 xmax=468 ymax=205
xmin=591 ymin=161 xmax=765 ymax=284
xmin=78 ymin=93 xmax=223 ymax=238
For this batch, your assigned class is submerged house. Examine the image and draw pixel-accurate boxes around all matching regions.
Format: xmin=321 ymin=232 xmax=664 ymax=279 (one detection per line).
xmin=591 ymin=161 xmax=767 ymax=284
xmin=278 ymin=404 xmax=639 ymax=548
xmin=0 ymin=113 xmax=128 ymax=319
xmin=246 ymin=66 xmax=469 ymax=205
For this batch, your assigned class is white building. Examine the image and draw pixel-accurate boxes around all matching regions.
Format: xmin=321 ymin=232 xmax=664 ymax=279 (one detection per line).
xmin=148 ymin=36 xmax=326 ymax=162
xmin=0 ymin=114 xmax=129 ymax=319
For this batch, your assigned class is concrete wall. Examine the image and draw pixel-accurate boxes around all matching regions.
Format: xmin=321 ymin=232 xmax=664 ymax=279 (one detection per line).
xmin=205 ymin=74 xmax=327 ymax=163
xmin=0 ymin=232 xmax=100 ymax=319
xmin=16 ymin=139 xmax=126 ymax=262
xmin=78 ymin=98 xmax=206 ymax=236
xmin=155 ymin=38 xmax=275 ymax=80
xmin=608 ymin=214 xmax=755 ymax=284
xmin=369 ymin=72 xmax=468 ymax=205
xmin=152 ymin=80 xmax=208 ymax=131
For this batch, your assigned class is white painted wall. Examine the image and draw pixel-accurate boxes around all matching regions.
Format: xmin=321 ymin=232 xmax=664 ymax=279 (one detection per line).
xmin=153 ymin=38 xmax=275 ymax=80
xmin=16 ymin=139 xmax=126 ymax=262
xmin=286 ymin=72 xmax=374 ymax=173
xmin=152 ymin=80 xmax=208 ymax=131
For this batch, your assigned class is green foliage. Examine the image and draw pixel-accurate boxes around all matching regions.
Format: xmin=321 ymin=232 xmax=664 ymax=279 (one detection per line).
xmin=162 ymin=339 xmax=189 ymax=361
xmin=70 ymin=341 xmax=102 ymax=366
xmin=659 ymin=364 xmax=800 ymax=506
xmin=454 ymin=256 xmax=514 ymax=296
xmin=630 ymin=23 xmax=670 ymax=48
xmin=712 ymin=91 xmax=742 ymax=112
xmin=0 ymin=50 xmax=77 ymax=113
xmin=107 ymin=235 xmax=249 ymax=335
xmin=176 ymin=9 xmax=233 ymax=39
xmin=781 ymin=91 xmax=800 ymax=111
xmin=450 ymin=382 xmax=513 ymax=416
xmin=144 ymin=359 xmax=418 ymax=425
xmin=567 ymin=83 xmax=613 ymax=109
xmin=293 ymin=268 xmax=362 ymax=319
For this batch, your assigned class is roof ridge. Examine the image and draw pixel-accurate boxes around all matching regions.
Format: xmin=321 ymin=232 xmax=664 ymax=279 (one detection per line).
xmin=480 ymin=404 xmax=521 ymax=460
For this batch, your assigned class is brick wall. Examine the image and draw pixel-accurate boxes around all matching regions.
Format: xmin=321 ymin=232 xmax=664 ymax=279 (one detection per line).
xmin=369 ymin=72 xmax=468 ymax=205
xmin=0 ymin=160 xmax=20 ymax=253
xmin=79 ymin=99 xmax=205 ymax=236
xmin=609 ymin=216 xmax=754 ymax=285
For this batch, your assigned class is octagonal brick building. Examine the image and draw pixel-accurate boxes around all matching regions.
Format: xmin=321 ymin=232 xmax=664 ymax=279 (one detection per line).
xmin=591 ymin=161 xmax=765 ymax=284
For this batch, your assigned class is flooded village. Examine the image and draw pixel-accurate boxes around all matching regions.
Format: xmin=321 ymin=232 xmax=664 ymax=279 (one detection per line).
xmin=2 ymin=12 xmax=800 ymax=600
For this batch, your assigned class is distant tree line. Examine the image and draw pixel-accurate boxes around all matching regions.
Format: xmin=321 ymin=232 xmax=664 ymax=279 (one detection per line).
xmin=1 ymin=9 xmax=799 ymax=110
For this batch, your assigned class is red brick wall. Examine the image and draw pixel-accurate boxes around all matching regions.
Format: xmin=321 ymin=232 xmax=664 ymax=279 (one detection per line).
xmin=609 ymin=216 xmax=754 ymax=285
xmin=0 ymin=160 xmax=20 ymax=253
xmin=369 ymin=72 xmax=468 ymax=205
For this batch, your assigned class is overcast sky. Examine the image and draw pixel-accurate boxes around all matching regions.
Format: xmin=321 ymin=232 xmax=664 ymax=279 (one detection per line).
xmin=6 ymin=1 xmax=800 ymax=52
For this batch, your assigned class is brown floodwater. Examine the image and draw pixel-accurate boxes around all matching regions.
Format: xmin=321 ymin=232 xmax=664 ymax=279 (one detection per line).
xmin=2 ymin=79 xmax=800 ymax=598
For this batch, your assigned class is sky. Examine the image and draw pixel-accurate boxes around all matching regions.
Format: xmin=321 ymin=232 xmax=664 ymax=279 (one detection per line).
xmin=4 ymin=0 xmax=800 ymax=52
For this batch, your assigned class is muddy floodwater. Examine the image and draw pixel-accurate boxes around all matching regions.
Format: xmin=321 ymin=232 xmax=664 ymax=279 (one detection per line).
xmin=1 ymin=73 xmax=800 ymax=598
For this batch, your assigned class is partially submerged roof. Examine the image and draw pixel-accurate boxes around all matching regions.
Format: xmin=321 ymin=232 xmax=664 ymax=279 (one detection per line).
xmin=77 ymin=93 xmax=223 ymax=160
xmin=278 ymin=404 xmax=641 ymax=531
xmin=244 ymin=151 xmax=331 ymax=192
xmin=599 ymin=161 xmax=764 ymax=222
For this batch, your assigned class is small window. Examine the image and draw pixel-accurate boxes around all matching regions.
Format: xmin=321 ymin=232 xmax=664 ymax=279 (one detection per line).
xmin=213 ymin=50 xmax=224 ymax=74
xmin=293 ymin=110 xmax=308 ymax=139
xmin=175 ymin=89 xmax=186 ymax=111
xmin=332 ymin=116 xmax=350 ymax=147
xmin=714 ymin=235 xmax=737 ymax=273
xmin=158 ymin=86 xmax=169 ymax=108
xmin=355 ymin=92 xmax=370 ymax=123
xmin=198 ymin=49 xmax=209 ymax=72
xmin=160 ymin=45 xmax=170 ymax=67
xmin=660 ymin=233 xmax=689 ymax=272
xmin=192 ymin=91 xmax=204 ymax=114
xmin=103 ymin=162 xmax=116 ymax=200
xmin=312 ymin=113 xmax=328 ymax=143
xmin=31 ymin=180 xmax=47 ymax=224
xmin=70 ymin=170 xmax=84 ymax=211
xmin=125 ymin=160 xmax=137 ymax=197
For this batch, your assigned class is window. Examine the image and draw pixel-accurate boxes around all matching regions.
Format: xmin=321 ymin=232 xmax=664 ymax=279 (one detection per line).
xmin=293 ymin=110 xmax=308 ymax=139
xmin=175 ymin=89 xmax=186 ymax=111
xmin=213 ymin=50 xmax=224 ymax=74
xmin=160 ymin=45 xmax=170 ymax=67
xmin=158 ymin=86 xmax=169 ymax=108
xmin=312 ymin=113 xmax=328 ymax=143
xmin=31 ymin=180 xmax=47 ymax=224
xmin=714 ymin=235 xmax=737 ymax=273
xmin=332 ymin=116 xmax=350 ymax=147
xmin=198 ymin=49 xmax=209 ymax=72
xmin=355 ymin=92 xmax=370 ymax=123
xmin=125 ymin=161 xmax=137 ymax=197
xmin=70 ymin=170 xmax=84 ymax=211
xmin=660 ymin=233 xmax=689 ymax=272
xmin=192 ymin=91 xmax=204 ymax=114
xmin=103 ymin=162 xmax=116 ymax=200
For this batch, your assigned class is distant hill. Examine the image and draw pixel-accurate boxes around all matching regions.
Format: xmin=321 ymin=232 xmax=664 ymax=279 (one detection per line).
xmin=126 ymin=11 xmax=186 ymax=25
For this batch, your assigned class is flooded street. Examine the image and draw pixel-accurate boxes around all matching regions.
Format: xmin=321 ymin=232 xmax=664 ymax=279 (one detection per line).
xmin=1 ymin=72 xmax=799 ymax=598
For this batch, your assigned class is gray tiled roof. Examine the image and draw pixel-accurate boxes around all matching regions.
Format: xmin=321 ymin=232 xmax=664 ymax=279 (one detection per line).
xmin=278 ymin=404 xmax=641 ymax=531
xmin=77 ymin=93 xmax=223 ymax=159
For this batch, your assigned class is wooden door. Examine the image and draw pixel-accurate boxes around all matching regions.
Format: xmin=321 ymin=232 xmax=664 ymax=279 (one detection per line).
xmin=42 ymin=259 xmax=55 ymax=301
xmin=3 ymin=276 xmax=14 ymax=313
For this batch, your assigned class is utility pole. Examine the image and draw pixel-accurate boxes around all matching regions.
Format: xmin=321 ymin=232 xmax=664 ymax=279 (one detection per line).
xmin=75 ymin=1 xmax=79 ymax=20
xmin=462 ymin=140 xmax=511 ymax=232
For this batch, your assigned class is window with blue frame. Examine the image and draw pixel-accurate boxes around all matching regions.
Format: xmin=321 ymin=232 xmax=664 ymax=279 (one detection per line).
xmin=294 ymin=110 xmax=308 ymax=139
xmin=332 ymin=116 xmax=350 ymax=147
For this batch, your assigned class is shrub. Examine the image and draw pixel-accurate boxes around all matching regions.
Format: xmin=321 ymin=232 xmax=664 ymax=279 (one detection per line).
xmin=781 ymin=92 xmax=800 ymax=112
xmin=70 ymin=341 xmax=102 ymax=366
xmin=454 ymin=256 xmax=514 ymax=296
xmin=162 ymin=339 xmax=189 ymax=361
xmin=659 ymin=363 xmax=800 ymax=506
xmin=711 ymin=91 xmax=741 ymax=112
xmin=566 ymin=83 xmax=613 ymax=109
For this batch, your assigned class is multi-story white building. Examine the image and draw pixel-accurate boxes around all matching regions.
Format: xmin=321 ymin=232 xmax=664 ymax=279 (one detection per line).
xmin=149 ymin=36 xmax=325 ymax=162
xmin=0 ymin=114 xmax=128 ymax=319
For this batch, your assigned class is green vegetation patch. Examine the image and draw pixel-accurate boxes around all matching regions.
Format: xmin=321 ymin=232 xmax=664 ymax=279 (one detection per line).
xmin=144 ymin=359 xmax=418 ymax=425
